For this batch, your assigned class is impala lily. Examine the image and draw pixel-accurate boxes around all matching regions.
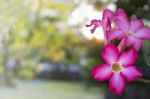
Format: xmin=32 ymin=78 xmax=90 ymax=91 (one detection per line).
xmin=86 ymin=8 xmax=127 ymax=43
xmin=120 ymin=19 xmax=150 ymax=51
xmin=108 ymin=9 xmax=150 ymax=51
xmin=106 ymin=9 xmax=128 ymax=42
xmin=86 ymin=9 xmax=114 ymax=36
xmin=91 ymin=44 xmax=142 ymax=95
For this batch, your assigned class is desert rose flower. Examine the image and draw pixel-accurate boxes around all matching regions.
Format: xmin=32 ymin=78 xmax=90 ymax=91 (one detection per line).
xmin=106 ymin=9 xmax=128 ymax=42
xmin=119 ymin=19 xmax=150 ymax=51
xmin=91 ymin=44 xmax=142 ymax=95
xmin=86 ymin=9 xmax=127 ymax=43
xmin=110 ymin=9 xmax=150 ymax=51
xmin=86 ymin=9 xmax=115 ymax=33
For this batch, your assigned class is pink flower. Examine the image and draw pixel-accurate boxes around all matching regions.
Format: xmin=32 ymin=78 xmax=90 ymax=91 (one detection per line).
xmin=86 ymin=9 xmax=128 ymax=43
xmin=106 ymin=9 xmax=128 ymax=42
xmin=107 ymin=9 xmax=150 ymax=51
xmin=121 ymin=19 xmax=150 ymax=51
xmin=86 ymin=9 xmax=114 ymax=33
xmin=91 ymin=44 xmax=142 ymax=95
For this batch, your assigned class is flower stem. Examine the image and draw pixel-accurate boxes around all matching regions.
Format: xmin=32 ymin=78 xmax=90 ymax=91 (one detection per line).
xmin=135 ymin=78 xmax=150 ymax=84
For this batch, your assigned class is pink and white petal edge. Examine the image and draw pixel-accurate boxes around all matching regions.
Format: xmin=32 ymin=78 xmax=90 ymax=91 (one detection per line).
xmin=101 ymin=44 xmax=119 ymax=65
xmin=91 ymin=64 xmax=112 ymax=82
xmin=118 ymin=48 xmax=138 ymax=66
xmin=108 ymin=73 xmax=126 ymax=95
xmin=121 ymin=66 xmax=142 ymax=82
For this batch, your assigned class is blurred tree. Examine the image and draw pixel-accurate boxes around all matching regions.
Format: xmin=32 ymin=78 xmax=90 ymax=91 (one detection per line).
xmin=116 ymin=0 xmax=150 ymax=19
xmin=0 ymin=0 xmax=89 ymax=84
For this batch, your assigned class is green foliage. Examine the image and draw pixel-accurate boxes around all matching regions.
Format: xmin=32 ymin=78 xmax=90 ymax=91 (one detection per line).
xmin=81 ymin=41 xmax=104 ymax=88
xmin=45 ymin=2 xmax=68 ymax=14
xmin=116 ymin=0 xmax=150 ymax=19
xmin=0 ymin=0 xmax=85 ymax=64
xmin=19 ymin=69 xmax=35 ymax=80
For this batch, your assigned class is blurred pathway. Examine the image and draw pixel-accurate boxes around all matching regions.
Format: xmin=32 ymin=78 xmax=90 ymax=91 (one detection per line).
xmin=0 ymin=80 xmax=103 ymax=99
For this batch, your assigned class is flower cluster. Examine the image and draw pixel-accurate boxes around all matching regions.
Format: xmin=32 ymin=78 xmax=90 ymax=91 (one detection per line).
xmin=86 ymin=8 xmax=150 ymax=95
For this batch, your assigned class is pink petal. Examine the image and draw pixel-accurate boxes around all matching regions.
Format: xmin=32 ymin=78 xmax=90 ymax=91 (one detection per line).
xmin=109 ymin=73 xmax=126 ymax=95
xmin=121 ymin=66 xmax=142 ymax=82
xmin=118 ymin=48 xmax=138 ymax=66
xmin=86 ymin=19 xmax=102 ymax=33
xmin=130 ymin=19 xmax=144 ymax=33
xmin=134 ymin=27 xmax=150 ymax=39
xmin=101 ymin=44 xmax=119 ymax=65
xmin=126 ymin=37 xmax=134 ymax=46
xmin=102 ymin=9 xmax=114 ymax=31
xmin=102 ymin=9 xmax=114 ymax=23
xmin=133 ymin=39 xmax=143 ymax=51
xmin=117 ymin=38 xmax=126 ymax=53
xmin=103 ymin=17 xmax=111 ymax=31
xmin=106 ymin=28 xmax=124 ymax=41
xmin=126 ymin=37 xmax=143 ymax=51
xmin=115 ymin=8 xmax=129 ymax=32
xmin=91 ymin=64 xmax=112 ymax=81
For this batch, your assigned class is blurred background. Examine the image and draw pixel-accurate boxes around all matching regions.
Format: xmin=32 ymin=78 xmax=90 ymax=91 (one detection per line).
xmin=0 ymin=0 xmax=149 ymax=99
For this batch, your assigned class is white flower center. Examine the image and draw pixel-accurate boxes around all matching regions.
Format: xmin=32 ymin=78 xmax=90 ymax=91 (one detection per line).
xmin=111 ymin=22 xmax=117 ymax=30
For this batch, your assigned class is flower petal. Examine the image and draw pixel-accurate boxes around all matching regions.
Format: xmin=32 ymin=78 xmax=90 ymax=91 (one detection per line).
xmin=86 ymin=19 xmax=102 ymax=33
xmin=106 ymin=28 xmax=124 ymax=41
xmin=121 ymin=66 xmax=142 ymax=82
xmin=117 ymin=38 xmax=126 ymax=53
xmin=134 ymin=27 xmax=150 ymax=39
xmin=91 ymin=64 xmax=112 ymax=81
xmin=118 ymin=48 xmax=138 ymax=66
xmin=133 ymin=39 xmax=143 ymax=51
xmin=109 ymin=73 xmax=126 ymax=95
xmin=130 ymin=19 xmax=144 ymax=33
xmin=102 ymin=9 xmax=114 ymax=23
xmin=115 ymin=8 xmax=129 ymax=32
xmin=101 ymin=44 xmax=119 ymax=65
xmin=126 ymin=37 xmax=143 ymax=51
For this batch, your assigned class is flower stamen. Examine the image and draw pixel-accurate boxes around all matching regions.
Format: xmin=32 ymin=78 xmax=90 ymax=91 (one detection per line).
xmin=126 ymin=32 xmax=133 ymax=36
xmin=111 ymin=62 xmax=122 ymax=73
